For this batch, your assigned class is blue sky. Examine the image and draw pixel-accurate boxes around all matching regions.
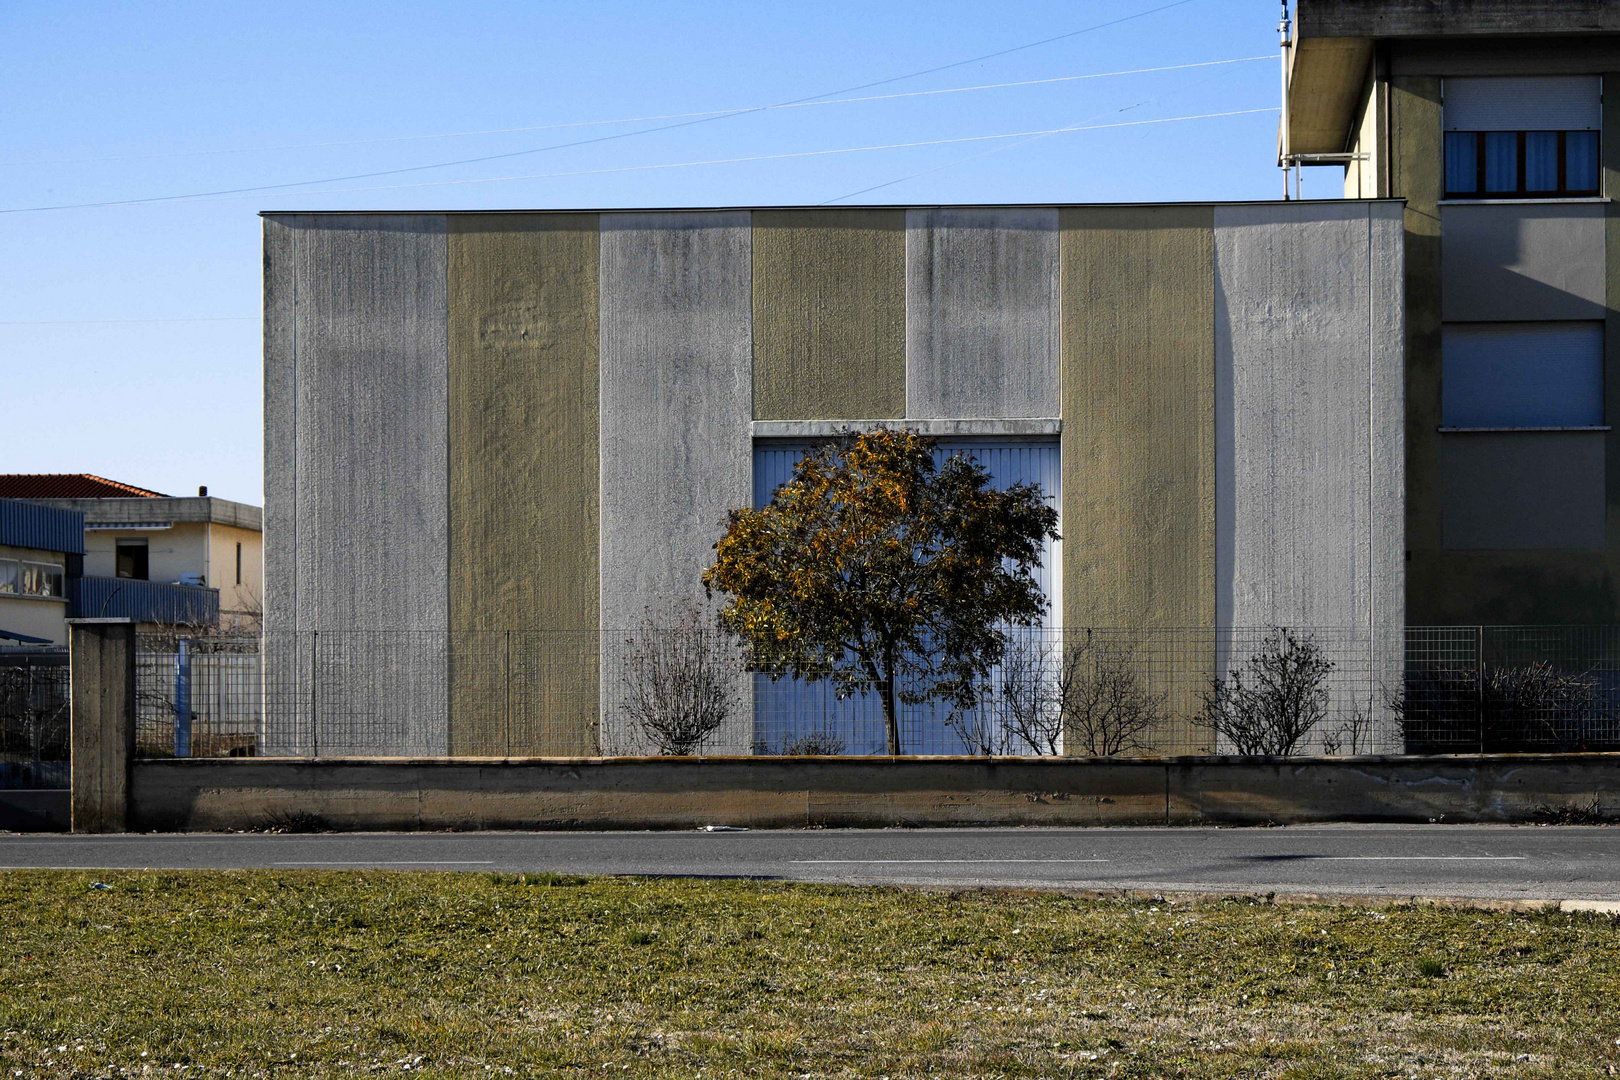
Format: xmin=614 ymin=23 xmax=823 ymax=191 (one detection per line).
xmin=2 ymin=0 xmax=1299 ymax=506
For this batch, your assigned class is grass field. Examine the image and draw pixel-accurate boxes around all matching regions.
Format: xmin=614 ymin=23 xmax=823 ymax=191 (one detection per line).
xmin=2 ymin=871 xmax=1618 ymax=1078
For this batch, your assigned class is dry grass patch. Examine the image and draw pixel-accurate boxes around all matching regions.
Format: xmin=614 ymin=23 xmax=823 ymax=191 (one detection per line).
xmin=1 ymin=870 xmax=1618 ymax=1078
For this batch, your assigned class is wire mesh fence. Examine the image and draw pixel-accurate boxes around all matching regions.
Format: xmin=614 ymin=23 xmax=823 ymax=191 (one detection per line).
xmin=0 ymin=650 xmax=70 ymax=788
xmin=128 ymin=626 xmax=1620 ymax=759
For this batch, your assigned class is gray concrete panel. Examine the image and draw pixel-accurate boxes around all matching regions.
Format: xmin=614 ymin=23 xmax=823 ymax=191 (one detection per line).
xmin=598 ymin=212 xmax=754 ymax=754
xmin=1369 ymin=202 xmax=1408 ymax=718
xmin=264 ymin=215 xmax=450 ymax=756
xmin=905 ymin=208 xmax=1060 ymax=419
xmin=262 ymin=217 xmax=298 ymax=642
xmin=1215 ymin=202 xmax=1403 ymax=649
xmin=1443 ymin=432 xmax=1606 ymax=550
xmin=1441 ymin=204 xmax=1606 ymax=322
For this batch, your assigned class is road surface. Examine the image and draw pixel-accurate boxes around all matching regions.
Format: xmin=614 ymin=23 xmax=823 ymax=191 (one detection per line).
xmin=2 ymin=825 xmax=1616 ymax=902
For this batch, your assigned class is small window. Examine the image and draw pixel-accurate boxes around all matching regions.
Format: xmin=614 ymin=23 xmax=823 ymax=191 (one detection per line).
xmin=18 ymin=562 xmax=63 ymax=598
xmin=115 ymin=539 xmax=149 ymax=581
xmin=235 ymin=542 xmax=242 ymax=586
xmin=1444 ymin=76 xmax=1602 ymax=199
xmin=0 ymin=559 xmax=16 ymax=595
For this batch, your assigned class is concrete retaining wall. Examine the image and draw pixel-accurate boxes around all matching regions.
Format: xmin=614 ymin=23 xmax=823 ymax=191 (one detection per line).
xmin=129 ymin=754 xmax=1620 ymax=832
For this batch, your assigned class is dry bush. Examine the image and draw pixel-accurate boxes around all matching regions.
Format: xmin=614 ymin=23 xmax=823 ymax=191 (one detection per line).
xmin=1058 ymin=634 xmax=1166 ymax=757
xmin=1198 ymin=628 xmax=1333 ymax=756
xmin=621 ymin=604 xmax=738 ymax=756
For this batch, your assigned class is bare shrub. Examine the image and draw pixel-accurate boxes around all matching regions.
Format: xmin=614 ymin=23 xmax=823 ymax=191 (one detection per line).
xmin=1198 ymin=628 xmax=1333 ymax=756
xmin=775 ymin=730 xmax=848 ymax=756
xmin=992 ymin=634 xmax=1060 ymax=755
xmin=621 ymin=604 xmax=737 ymax=756
xmin=1058 ymin=634 xmax=1166 ymax=757
xmin=1321 ymin=703 xmax=1375 ymax=756
xmin=1393 ymin=661 xmax=1606 ymax=753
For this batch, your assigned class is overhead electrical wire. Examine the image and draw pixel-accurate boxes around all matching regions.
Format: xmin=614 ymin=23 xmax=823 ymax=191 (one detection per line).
xmin=1 ymin=0 xmax=1208 ymax=214
xmin=0 ymin=55 xmax=1269 ymax=168
xmin=151 ymin=108 xmax=1277 ymax=206
xmin=822 ymin=58 xmax=1263 ymax=203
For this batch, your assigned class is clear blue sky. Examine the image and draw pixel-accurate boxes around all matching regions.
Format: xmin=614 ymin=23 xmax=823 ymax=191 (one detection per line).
xmin=2 ymin=0 xmax=1300 ymax=507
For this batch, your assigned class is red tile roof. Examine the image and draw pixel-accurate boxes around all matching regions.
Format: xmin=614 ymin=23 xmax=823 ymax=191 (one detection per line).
xmin=0 ymin=474 xmax=167 ymax=499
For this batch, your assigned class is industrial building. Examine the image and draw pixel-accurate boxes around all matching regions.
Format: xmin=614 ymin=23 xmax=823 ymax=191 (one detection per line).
xmin=261 ymin=0 xmax=1619 ymax=757
xmin=263 ymin=203 xmax=1404 ymax=754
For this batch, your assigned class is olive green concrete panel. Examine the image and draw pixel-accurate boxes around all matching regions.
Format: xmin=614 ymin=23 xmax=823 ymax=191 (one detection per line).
xmin=447 ymin=214 xmax=600 ymax=756
xmin=1061 ymin=204 xmax=1214 ymax=755
xmin=752 ymin=209 xmax=905 ymax=421
xmin=1060 ymin=205 xmax=1215 ymax=632
xmin=1393 ymin=75 xmax=1447 ymax=620
xmin=1442 ymin=432 xmax=1605 ymax=551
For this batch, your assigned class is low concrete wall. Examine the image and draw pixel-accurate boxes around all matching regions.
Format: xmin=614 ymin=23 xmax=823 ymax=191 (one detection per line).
xmin=130 ymin=754 xmax=1620 ymax=832
xmin=0 ymin=790 xmax=71 ymax=832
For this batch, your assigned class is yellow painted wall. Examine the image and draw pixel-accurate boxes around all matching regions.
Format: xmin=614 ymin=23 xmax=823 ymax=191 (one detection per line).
xmin=206 ymin=523 xmax=263 ymax=627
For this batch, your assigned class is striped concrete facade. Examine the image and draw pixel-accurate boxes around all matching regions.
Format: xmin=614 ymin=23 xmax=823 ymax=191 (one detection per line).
xmin=263 ymin=201 xmax=1405 ymax=756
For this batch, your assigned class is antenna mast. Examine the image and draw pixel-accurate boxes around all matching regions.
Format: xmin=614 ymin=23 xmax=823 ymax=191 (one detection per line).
xmin=1279 ymin=0 xmax=1293 ymax=198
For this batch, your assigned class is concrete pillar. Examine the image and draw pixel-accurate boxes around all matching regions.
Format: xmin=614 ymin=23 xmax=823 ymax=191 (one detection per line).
xmin=69 ymin=618 xmax=136 ymax=833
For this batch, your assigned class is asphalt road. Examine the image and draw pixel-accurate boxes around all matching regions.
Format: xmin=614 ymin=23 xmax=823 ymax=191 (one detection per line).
xmin=1 ymin=825 xmax=1617 ymax=902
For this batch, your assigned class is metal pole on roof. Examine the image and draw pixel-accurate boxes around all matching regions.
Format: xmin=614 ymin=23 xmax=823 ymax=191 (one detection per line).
xmin=1279 ymin=0 xmax=1292 ymax=198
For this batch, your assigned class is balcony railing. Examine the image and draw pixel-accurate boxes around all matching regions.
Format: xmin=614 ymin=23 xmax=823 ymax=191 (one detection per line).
xmin=68 ymin=576 xmax=219 ymax=627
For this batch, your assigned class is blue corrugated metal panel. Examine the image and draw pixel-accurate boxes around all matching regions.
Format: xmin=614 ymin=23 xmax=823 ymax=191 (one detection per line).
xmin=67 ymin=576 xmax=219 ymax=626
xmin=0 ymin=502 xmax=85 ymax=555
xmin=751 ymin=439 xmax=1062 ymax=754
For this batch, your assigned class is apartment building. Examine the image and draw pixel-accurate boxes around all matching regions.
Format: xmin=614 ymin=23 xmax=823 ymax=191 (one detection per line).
xmin=1287 ymin=0 xmax=1620 ymax=622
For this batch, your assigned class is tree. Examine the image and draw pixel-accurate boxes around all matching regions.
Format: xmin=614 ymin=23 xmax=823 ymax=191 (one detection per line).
xmin=703 ymin=430 xmax=1060 ymax=755
xmin=1196 ymin=628 xmax=1333 ymax=756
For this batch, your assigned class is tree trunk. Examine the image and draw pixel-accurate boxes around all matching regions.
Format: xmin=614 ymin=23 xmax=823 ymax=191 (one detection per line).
xmin=881 ymin=641 xmax=900 ymax=755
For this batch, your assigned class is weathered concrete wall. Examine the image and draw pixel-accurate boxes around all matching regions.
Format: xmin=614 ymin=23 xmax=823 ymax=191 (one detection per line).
xmin=130 ymin=754 xmax=1620 ymax=831
xmin=0 ymin=790 xmax=69 ymax=833
xmin=1444 ymin=432 xmax=1607 ymax=550
xmin=1214 ymin=202 xmax=1405 ymax=636
xmin=752 ymin=209 xmax=906 ymax=421
xmin=447 ymin=214 xmax=600 ymax=756
xmin=1298 ymin=0 xmax=1620 ymax=38
xmin=261 ymin=214 xmax=450 ymax=756
xmin=905 ymin=208 xmax=1061 ymax=419
xmin=1441 ymin=204 xmax=1607 ymax=322
xmin=69 ymin=620 xmax=135 ymax=833
xmin=598 ymin=212 xmax=754 ymax=754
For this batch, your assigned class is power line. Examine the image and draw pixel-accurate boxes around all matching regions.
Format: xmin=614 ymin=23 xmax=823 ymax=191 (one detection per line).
xmin=0 ymin=55 xmax=1266 ymax=168
xmin=200 ymin=108 xmax=1279 ymax=203
xmin=1 ymin=0 xmax=1207 ymax=215
xmin=822 ymin=56 xmax=1262 ymax=204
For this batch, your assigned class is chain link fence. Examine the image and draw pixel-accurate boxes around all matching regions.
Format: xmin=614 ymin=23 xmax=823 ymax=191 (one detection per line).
xmin=126 ymin=627 xmax=1620 ymax=759
xmin=0 ymin=651 xmax=70 ymax=788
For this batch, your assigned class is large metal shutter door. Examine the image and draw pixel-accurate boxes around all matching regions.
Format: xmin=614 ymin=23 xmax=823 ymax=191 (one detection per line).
xmin=1444 ymin=76 xmax=1601 ymax=131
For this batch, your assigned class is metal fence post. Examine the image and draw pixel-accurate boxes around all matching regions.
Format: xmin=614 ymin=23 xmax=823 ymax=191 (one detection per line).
xmin=173 ymin=637 xmax=191 ymax=758
xmin=310 ymin=630 xmax=319 ymax=758
xmin=504 ymin=629 xmax=512 ymax=757
xmin=1476 ymin=625 xmax=1485 ymax=755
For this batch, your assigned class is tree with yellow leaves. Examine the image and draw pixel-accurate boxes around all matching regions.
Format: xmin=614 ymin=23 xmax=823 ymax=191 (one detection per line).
xmin=703 ymin=430 xmax=1060 ymax=755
